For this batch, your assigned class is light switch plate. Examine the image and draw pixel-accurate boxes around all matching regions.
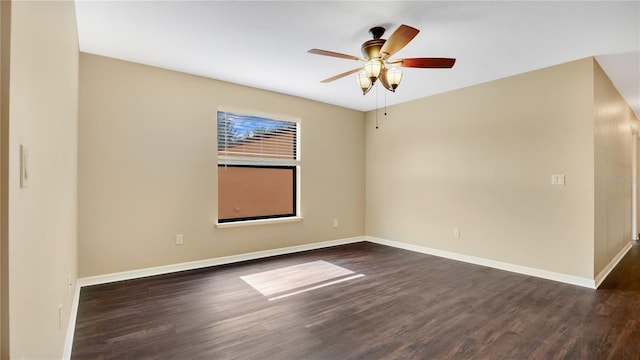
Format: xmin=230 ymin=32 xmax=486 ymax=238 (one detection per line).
xmin=20 ymin=145 xmax=28 ymax=188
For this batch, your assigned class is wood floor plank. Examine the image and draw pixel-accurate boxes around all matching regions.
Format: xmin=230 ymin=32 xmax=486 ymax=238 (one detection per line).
xmin=71 ymin=241 xmax=640 ymax=359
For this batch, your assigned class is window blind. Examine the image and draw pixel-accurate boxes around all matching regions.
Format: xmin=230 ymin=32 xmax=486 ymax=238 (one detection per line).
xmin=217 ymin=111 xmax=299 ymax=166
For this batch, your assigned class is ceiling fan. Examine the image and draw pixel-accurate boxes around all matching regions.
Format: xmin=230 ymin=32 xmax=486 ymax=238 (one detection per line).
xmin=308 ymin=24 xmax=456 ymax=95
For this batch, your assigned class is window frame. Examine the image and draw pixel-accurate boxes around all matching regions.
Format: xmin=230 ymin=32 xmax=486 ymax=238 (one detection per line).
xmin=216 ymin=110 xmax=301 ymax=227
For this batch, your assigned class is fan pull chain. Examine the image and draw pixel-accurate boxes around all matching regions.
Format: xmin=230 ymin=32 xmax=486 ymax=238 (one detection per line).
xmin=384 ymin=88 xmax=387 ymax=116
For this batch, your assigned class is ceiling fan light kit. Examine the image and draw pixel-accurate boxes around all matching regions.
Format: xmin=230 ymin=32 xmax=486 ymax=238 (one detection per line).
xmin=309 ymin=24 xmax=455 ymax=96
xmin=364 ymin=59 xmax=382 ymax=81
xmin=357 ymin=70 xmax=372 ymax=95
xmin=386 ymin=66 xmax=403 ymax=91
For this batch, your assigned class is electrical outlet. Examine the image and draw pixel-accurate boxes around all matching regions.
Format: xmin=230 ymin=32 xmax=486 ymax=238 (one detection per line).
xmin=551 ymin=174 xmax=566 ymax=185
xmin=453 ymin=228 xmax=460 ymax=238
xmin=176 ymin=234 xmax=184 ymax=245
xmin=333 ymin=219 xmax=339 ymax=228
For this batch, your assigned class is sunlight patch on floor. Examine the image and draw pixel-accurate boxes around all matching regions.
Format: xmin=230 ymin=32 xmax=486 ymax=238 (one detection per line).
xmin=240 ymin=260 xmax=363 ymax=299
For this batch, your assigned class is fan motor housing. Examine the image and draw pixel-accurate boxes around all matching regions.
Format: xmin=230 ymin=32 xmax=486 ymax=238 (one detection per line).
xmin=361 ymin=39 xmax=385 ymax=60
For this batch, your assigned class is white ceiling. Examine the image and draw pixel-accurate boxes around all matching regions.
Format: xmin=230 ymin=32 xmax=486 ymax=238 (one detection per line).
xmin=75 ymin=1 xmax=640 ymax=116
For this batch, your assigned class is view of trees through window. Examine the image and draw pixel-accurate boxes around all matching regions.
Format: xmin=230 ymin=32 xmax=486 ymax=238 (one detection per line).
xmin=217 ymin=111 xmax=299 ymax=223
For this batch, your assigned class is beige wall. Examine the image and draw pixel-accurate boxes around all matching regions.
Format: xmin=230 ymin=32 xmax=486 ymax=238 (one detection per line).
xmin=366 ymin=58 xmax=596 ymax=279
xmin=593 ymin=60 xmax=640 ymax=276
xmin=78 ymin=53 xmax=365 ymax=277
xmin=8 ymin=1 xmax=79 ymax=358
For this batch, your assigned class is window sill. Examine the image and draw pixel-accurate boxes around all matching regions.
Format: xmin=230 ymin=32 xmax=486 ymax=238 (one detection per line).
xmin=215 ymin=216 xmax=303 ymax=229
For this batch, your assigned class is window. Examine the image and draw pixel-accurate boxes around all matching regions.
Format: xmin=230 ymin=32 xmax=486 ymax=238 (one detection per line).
xmin=217 ymin=111 xmax=299 ymax=223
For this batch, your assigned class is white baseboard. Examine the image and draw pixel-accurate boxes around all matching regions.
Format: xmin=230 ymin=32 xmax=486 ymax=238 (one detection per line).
xmin=62 ymin=282 xmax=81 ymax=360
xmin=78 ymin=236 xmax=365 ymax=287
xmin=594 ymin=241 xmax=633 ymax=288
xmin=366 ymin=236 xmax=597 ymax=289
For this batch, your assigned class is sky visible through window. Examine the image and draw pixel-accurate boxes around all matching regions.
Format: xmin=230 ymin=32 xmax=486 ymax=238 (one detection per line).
xmin=218 ymin=111 xmax=292 ymax=141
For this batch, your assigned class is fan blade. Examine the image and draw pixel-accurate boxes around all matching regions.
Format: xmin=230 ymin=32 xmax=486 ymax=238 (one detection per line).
xmin=308 ymin=49 xmax=364 ymax=61
xmin=320 ymin=68 xmax=362 ymax=83
xmin=379 ymin=24 xmax=419 ymax=60
xmin=393 ymin=58 xmax=456 ymax=68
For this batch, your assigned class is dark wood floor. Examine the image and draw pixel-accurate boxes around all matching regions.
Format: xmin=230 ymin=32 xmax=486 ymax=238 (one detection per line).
xmin=72 ymin=241 xmax=640 ymax=359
